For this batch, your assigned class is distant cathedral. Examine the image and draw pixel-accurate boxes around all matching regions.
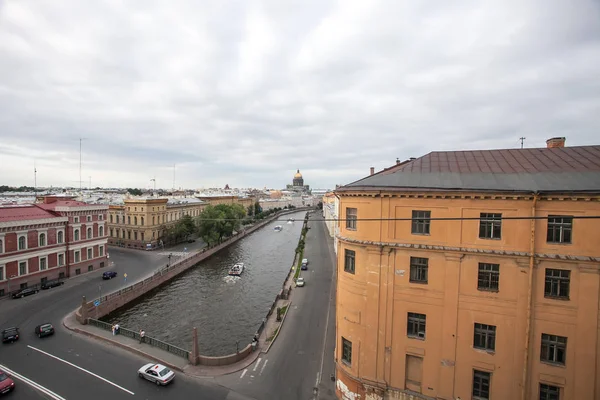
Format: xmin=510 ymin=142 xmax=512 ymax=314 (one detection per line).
xmin=286 ymin=169 xmax=310 ymax=193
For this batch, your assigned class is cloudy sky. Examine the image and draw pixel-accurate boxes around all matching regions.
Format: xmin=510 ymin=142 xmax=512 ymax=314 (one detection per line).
xmin=1 ymin=0 xmax=599 ymax=190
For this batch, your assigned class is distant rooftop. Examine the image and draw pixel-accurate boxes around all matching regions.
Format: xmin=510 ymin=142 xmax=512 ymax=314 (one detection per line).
xmin=0 ymin=204 xmax=62 ymax=222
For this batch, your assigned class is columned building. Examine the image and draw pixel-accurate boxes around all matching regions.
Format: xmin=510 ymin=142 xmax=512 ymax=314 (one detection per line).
xmin=286 ymin=169 xmax=311 ymax=193
xmin=334 ymin=138 xmax=600 ymax=400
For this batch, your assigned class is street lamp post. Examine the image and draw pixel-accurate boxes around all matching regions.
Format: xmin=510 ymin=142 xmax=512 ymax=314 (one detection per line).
xmin=168 ymin=253 xmax=172 ymax=267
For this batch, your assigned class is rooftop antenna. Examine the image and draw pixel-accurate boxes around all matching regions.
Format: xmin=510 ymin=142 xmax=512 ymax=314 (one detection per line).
xmin=172 ymin=164 xmax=176 ymax=192
xmin=79 ymin=137 xmax=87 ymax=193
xmin=519 ymin=137 xmax=526 ymax=149
xmin=151 ymin=176 xmax=156 ymax=191
xmin=34 ymin=160 xmax=37 ymax=197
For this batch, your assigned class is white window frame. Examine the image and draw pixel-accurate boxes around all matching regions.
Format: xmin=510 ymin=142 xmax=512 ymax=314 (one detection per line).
xmin=0 ymin=235 xmax=4 ymax=254
xmin=0 ymin=265 xmax=5 ymax=281
xmin=87 ymin=227 xmax=93 ymax=239
xmin=99 ymin=245 xmax=104 ymax=257
xmin=87 ymin=215 xmax=92 ymax=222
xmin=74 ymin=250 xmax=81 ymax=263
xmin=57 ymin=230 xmax=65 ymax=244
xmin=99 ymin=214 xmax=104 ymax=221
xmin=58 ymin=253 xmax=65 ymax=266
xmin=38 ymin=232 xmax=47 ymax=247
xmin=74 ymin=228 xmax=80 ymax=241
xmin=87 ymin=247 xmax=93 ymax=260
xmin=18 ymin=260 xmax=28 ymax=276
xmin=18 ymin=235 xmax=27 ymax=250
xmin=39 ymin=256 xmax=48 ymax=271
xmin=99 ymin=226 xmax=104 ymax=237
xmin=74 ymin=216 xmax=80 ymax=223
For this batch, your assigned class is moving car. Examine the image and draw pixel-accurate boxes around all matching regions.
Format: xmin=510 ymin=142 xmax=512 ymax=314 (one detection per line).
xmin=35 ymin=323 xmax=55 ymax=338
xmin=11 ymin=287 xmax=38 ymax=299
xmin=296 ymin=277 xmax=305 ymax=287
xmin=138 ymin=363 xmax=175 ymax=386
xmin=1 ymin=328 xmax=19 ymax=343
xmin=301 ymin=258 xmax=308 ymax=270
xmin=102 ymin=271 xmax=117 ymax=280
xmin=41 ymin=279 xmax=65 ymax=290
xmin=0 ymin=370 xmax=15 ymax=394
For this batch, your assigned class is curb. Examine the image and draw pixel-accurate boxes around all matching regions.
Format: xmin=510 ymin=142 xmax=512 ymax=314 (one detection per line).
xmin=263 ymin=300 xmax=292 ymax=354
xmin=62 ymin=315 xmax=186 ymax=373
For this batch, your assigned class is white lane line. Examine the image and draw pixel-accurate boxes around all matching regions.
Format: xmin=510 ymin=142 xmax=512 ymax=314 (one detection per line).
xmin=259 ymin=359 xmax=268 ymax=376
xmin=239 ymin=368 xmax=248 ymax=379
xmin=315 ymin=372 xmax=320 ymax=387
xmin=0 ymin=363 xmax=66 ymax=400
xmin=27 ymin=345 xmax=135 ymax=395
xmin=253 ymin=357 xmax=262 ymax=372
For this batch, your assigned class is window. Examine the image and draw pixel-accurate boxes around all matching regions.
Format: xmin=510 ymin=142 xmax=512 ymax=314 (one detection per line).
xmin=87 ymin=248 xmax=93 ymax=260
xmin=474 ymin=323 xmax=496 ymax=351
xmin=411 ymin=211 xmax=431 ymax=235
xmin=39 ymin=233 xmax=46 ymax=246
xmin=39 ymin=257 xmax=47 ymax=271
xmin=18 ymin=235 xmax=26 ymax=250
xmin=479 ymin=213 xmax=502 ymax=239
xmin=128 ymin=216 xmax=131 ymax=225
xmin=88 ymin=265 xmax=93 ymax=272
xmin=74 ymin=251 xmax=81 ymax=263
xmin=344 ymin=249 xmax=355 ymax=274
xmin=99 ymin=226 xmax=104 ymax=236
xmin=141 ymin=232 xmax=145 ymax=241
xmin=74 ymin=229 xmax=80 ymax=241
xmin=0 ymin=266 xmax=4 ymax=281
xmin=134 ymin=216 xmax=138 ymax=225
xmin=547 ymin=216 xmax=572 ymax=244
xmin=341 ymin=337 xmax=352 ymax=365
xmin=544 ymin=269 xmax=570 ymax=299
xmin=540 ymin=383 xmax=560 ymax=400
xmin=58 ymin=254 xmax=65 ymax=266
xmin=0 ymin=238 xmax=3 ymax=254
xmin=87 ymin=227 xmax=92 ymax=239
xmin=134 ymin=231 xmax=138 ymax=240
xmin=478 ymin=263 xmax=500 ymax=291
xmin=409 ymin=257 xmax=428 ymax=283
xmin=110 ymin=215 xmax=114 ymax=223
xmin=100 ymin=262 xmax=105 ymax=268
xmin=541 ymin=334 xmax=567 ymax=365
xmin=19 ymin=261 xmax=27 ymax=276
xmin=99 ymin=246 xmax=104 ymax=257
xmin=407 ymin=312 xmax=426 ymax=339
xmin=99 ymin=215 xmax=103 ymax=221
xmin=346 ymin=208 xmax=357 ymax=230
xmin=74 ymin=216 xmax=79 ymax=223
xmin=87 ymin=215 xmax=92 ymax=222
xmin=57 ymin=231 xmax=64 ymax=244
xmin=141 ymin=217 xmax=144 ymax=226
xmin=472 ymin=370 xmax=491 ymax=400
xmin=128 ymin=231 xmax=131 ymax=240
xmin=153 ymin=216 xmax=155 ymax=225
xmin=75 ymin=268 xmax=81 ymax=275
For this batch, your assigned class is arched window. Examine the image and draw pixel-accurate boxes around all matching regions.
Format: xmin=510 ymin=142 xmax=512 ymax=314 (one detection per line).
xmin=39 ymin=233 xmax=46 ymax=246
xmin=110 ymin=215 xmax=113 ymax=223
xmin=141 ymin=217 xmax=144 ymax=226
xmin=74 ymin=229 xmax=80 ymax=241
xmin=57 ymin=231 xmax=64 ymax=244
xmin=99 ymin=226 xmax=104 ymax=236
xmin=134 ymin=216 xmax=138 ymax=225
xmin=152 ymin=216 xmax=155 ymax=225
xmin=128 ymin=216 xmax=131 ymax=225
xmin=87 ymin=227 xmax=92 ymax=238
xmin=0 ymin=238 xmax=3 ymax=253
xmin=18 ymin=236 xmax=26 ymax=250
xmin=128 ymin=231 xmax=131 ymax=240
xmin=110 ymin=228 xmax=114 ymax=237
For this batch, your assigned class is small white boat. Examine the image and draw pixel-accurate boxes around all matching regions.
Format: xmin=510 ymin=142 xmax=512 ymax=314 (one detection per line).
xmin=228 ymin=263 xmax=245 ymax=276
xmin=274 ymin=225 xmax=283 ymax=231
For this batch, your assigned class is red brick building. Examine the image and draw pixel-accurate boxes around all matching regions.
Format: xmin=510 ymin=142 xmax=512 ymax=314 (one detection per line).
xmin=0 ymin=197 xmax=108 ymax=296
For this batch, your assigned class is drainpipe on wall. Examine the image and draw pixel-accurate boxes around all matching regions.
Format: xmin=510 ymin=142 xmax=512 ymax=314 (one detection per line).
xmin=521 ymin=192 xmax=539 ymax=400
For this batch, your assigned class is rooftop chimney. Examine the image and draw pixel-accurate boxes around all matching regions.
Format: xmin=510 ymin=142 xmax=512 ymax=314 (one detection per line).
xmin=370 ymin=167 xmax=375 ymax=176
xmin=396 ymin=158 xmax=400 ymax=165
xmin=409 ymin=157 xmax=417 ymax=161
xmin=546 ymin=137 xmax=566 ymax=148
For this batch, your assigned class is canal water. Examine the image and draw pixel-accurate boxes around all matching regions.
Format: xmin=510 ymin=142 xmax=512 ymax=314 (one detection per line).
xmin=102 ymin=211 xmax=306 ymax=356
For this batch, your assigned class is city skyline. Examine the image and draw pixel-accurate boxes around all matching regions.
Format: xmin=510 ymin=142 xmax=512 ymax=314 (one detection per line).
xmin=1 ymin=1 xmax=599 ymax=189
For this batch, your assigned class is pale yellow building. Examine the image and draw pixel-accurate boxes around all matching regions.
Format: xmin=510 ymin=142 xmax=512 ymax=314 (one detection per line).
xmin=334 ymin=138 xmax=600 ymax=400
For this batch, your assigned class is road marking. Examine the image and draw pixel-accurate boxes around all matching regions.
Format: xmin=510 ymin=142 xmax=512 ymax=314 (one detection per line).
xmin=0 ymin=363 xmax=66 ymax=400
xmin=259 ymin=359 xmax=268 ymax=376
xmin=27 ymin=346 xmax=135 ymax=395
xmin=253 ymin=357 xmax=262 ymax=371
xmin=240 ymin=369 xmax=247 ymax=379
xmin=316 ymin=372 xmax=320 ymax=387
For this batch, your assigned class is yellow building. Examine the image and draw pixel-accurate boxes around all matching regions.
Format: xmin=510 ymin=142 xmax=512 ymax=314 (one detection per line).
xmin=195 ymin=195 xmax=254 ymax=210
xmin=107 ymin=197 xmax=207 ymax=249
xmin=334 ymin=138 xmax=600 ymax=400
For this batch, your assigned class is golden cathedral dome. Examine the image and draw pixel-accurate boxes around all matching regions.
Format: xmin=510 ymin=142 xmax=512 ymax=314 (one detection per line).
xmin=294 ymin=169 xmax=303 ymax=179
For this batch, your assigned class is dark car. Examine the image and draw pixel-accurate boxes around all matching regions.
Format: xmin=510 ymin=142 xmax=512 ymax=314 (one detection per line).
xmin=41 ymin=279 xmax=65 ymax=290
xmin=11 ymin=287 xmax=38 ymax=299
xmin=0 ymin=370 xmax=15 ymax=394
xmin=1 ymin=328 xmax=19 ymax=343
xmin=35 ymin=323 xmax=55 ymax=338
xmin=102 ymin=271 xmax=117 ymax=280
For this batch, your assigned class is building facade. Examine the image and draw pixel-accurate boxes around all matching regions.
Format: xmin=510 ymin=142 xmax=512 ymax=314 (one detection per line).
xmin=286 ymin=169 xmax=311 ymax=193
xmin=0 ymin=197 xmax=108 ymax=296
xmin=334 ymin=139 xmax=600 ymax=400
xmin=323 ymin=191 xmax=339 ymax=254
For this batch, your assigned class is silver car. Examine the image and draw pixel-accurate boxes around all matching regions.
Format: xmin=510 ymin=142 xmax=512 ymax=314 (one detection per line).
xmin=137 ymin=363 xmax=175 ymax=386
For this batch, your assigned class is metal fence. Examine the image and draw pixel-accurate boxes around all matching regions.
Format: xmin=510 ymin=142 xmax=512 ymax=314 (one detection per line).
xmin=87 ymin=318 xmax=190 ymax=359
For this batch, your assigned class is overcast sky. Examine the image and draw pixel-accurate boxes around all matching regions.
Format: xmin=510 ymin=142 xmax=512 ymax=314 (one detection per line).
xmin=1 ymin=0 xmax=599 ymax=190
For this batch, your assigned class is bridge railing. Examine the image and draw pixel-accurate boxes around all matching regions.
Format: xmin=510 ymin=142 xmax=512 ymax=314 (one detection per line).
xmin=87 ymin=318 xmax=191 ymax=359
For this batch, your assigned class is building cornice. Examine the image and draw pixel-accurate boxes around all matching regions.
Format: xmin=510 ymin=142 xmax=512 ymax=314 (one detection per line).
xmin=54 ymin=205 xmax=109 ymax=212
xmin=0 ymin=217 xmax=68 ymax=230
xmin=337 ymin=235 xmax=600 ymax=263
xmin=335 ymin=191 xmax=600 ymax=202
xmin=69 ymin=238 xmax=109 ymax=251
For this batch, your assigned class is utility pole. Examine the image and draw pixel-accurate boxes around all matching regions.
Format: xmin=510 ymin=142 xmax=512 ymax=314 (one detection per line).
xmin=79 ymin=138 xmax=87 ymax=193
xmin=519 ymin=137 xmax=526 ymax=149
xmin=172 ymin=164 xmax=176 ymax=192
xmin=150 ymin=177 xmax=156 ymax=191
xmin=34 ymin=160 xmax=37 ymax=194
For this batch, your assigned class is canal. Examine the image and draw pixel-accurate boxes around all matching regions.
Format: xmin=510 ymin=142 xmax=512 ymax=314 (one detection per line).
xmin=102 ymin=210 xmax=307 ymax=356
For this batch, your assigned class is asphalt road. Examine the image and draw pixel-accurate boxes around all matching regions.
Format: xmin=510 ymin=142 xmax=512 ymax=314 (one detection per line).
xmin=0 ymin=239 xmax=257 ymax=400
xmin=215 ymin=212 xmax=337 ymax=400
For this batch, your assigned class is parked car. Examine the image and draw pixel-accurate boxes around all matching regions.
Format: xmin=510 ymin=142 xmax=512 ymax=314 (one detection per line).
xmin=301 ymin=258 xmax=308 ymax=270
xmin=41 ymin=279 xmax=65 ymax=290
xmin=296 ymin=277 xmax=305 ymax=287
xmin=102 ymin=271 xmax=117 ymax=280
xmin=1 ymin=328 xmax=19 ymax=343
xmin=35 ymin=323 xmax=55 ymax=338
xmin=138 ymin=363 xmax=175 ymax=386
xmin=11 ymin=287 xmax=38 ymax=299
xmin=0 ymin=370 xmax=15 ymax=394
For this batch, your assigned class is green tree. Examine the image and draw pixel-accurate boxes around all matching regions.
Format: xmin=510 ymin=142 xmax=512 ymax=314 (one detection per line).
xmin=179 ymin=215 xmax=196 ymax=238
xmin=127 ymin=188 xmax=143 ymax=196
xmin=196 ymin=205 xmax=225 ymax=245
xmin=253 ymin=201 xmax=262 ymax=216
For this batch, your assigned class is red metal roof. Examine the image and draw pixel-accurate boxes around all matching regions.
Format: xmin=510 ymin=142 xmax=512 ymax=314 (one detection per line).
xmin=0 ymin=205 xmax=59 ymax=222
xmin=37 ymin=200 xmax=91 ymax=209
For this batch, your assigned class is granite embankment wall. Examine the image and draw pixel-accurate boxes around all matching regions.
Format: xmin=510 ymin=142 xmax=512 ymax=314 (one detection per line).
xmin=76 ymin=208 xmax=311 ymax=324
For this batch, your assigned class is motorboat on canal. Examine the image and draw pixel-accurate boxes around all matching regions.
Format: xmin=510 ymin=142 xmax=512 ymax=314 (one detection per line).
xmin=228 ymin=263 xmax=245 ymax=276
xmin=274 ymin=225 xmax=283 ymax=231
